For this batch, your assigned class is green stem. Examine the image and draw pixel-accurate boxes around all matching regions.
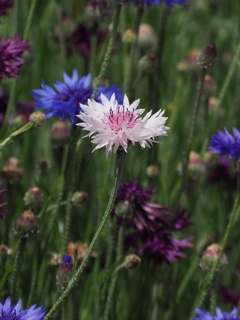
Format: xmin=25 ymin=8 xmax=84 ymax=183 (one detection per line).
xmin=10 ymin=238 xmax=26 ymax=300
xmin=0 ymin=122 xmax=33 ymax=151
xmin=210 ymin=276 xmax=217 ymax=315
xmin=189 ymin=189 xmax=240 ymax=319
xmin=23 ymin=0 xmax=38 ymax=41
xmin=46 ymin=145 xmax=69 ymax=238
xmin=124 ymin=5 xmax=144 ymax=95
xmin=44 ymin=149 xmax=125 ymax=320
xmin=55 ymin=1 xmax=67 ymax=68
xmin=178 ymin=68 xmax=205 ymax=197
xmin=102 ymin=226 xmax=125 ymax=320
xmin=89 ymin=24 xmax=98 ymax=78
xmin=27 ymin=261 xmax=37 ymax=307
xmin=92 ymin=4 xmax=122 ymax=99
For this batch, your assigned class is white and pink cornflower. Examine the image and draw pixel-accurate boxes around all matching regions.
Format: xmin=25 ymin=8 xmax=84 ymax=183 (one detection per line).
xmin=76 ymin=93 xmax=169 ymax=155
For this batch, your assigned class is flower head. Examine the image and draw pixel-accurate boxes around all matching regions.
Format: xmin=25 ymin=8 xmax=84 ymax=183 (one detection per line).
xmin=115 ymin=181 xmax=170 ymax=233
xmin=0 ymin=0 xmax=13 ymax=16
xmin=0 ymin=297 xmax=45 ymax=320
xmin=209 ymin=128 xmax=240 ymax=161
xmin=77 ymin=94 xmax=168 ymax=155
xmin=69 ymin=23 xmax=109 ymax=58
xmin=32 ymin=70 xmax=123 ymax=125
xmin=131 ymin=0 xmax=186 ymax=7
xmin=0 ymin=37 xmax=29 ymax=79
xmin=139 ymin=235 xmax=193 ymax=264
xmin=218 ymin=285 xmax=240 ymax=306
xmin=194 ymin=307 xmax=240 ymax=320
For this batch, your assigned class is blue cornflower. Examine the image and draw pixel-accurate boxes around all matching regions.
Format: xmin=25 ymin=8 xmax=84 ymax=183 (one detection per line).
xmin=62 ymin=254 xmax=72 ymax=266
xmin=32 ymin=70 xmax=123 ymax=125
xmin=209 ymin=128 xmax=240 ymax=161
xmin=194 ymin=307 xmax=240 ymax=320
xmin=132 ymin=0 xmax=186 ymax=7
xmin=0 ymin=297 xmax=45 ymax=320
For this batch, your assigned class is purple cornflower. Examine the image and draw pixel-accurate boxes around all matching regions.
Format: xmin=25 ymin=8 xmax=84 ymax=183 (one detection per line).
xmin=0 ymin=0 xmax=13 ymax=16
xmin=218 ymin=285 xmax=240 ymax=306
xmin=115 ymin=181 xmax=193 ymax=265
xmin=32 ymin=70 xmax=123 ymax=125
xmin=193 ymin=307 xmax=240 ymax=320
xmin=0 ymin=297 xmax=45 ymax=320
xmin=0 ymin=183 xmax=7 ymax=220
xmin=0 ymin=37 xmax=29 ymax=79
xmin=69 ymin=23 xmax=109 ymax=58
xmin=139 ymin=235 xmax=193 ymax=264
xmin=209 ymin=128 xmax=240 ymax=161
xmin=115 ymin=181 xmax=170 ymax=234
xmin=131 ymin=0 xmax=186 ymax=7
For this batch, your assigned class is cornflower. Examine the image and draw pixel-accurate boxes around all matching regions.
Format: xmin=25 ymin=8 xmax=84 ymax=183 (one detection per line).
xmin=77 ymin=93 xmax=169 ymax=156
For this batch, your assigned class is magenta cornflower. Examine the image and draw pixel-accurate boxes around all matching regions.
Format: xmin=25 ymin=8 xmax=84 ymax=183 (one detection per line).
xmin=77 ymin=93 xmax=169 ymax=155
xmin=0 ymin=37 xmax=29 ymax=79
xmin=0 ymin=0 xmax=13 ymax=15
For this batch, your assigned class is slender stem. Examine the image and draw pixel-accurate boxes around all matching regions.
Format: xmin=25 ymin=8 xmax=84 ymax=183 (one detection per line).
xmin=44 ymin=149 xmax=125 ymax=320
xmin=178 ymin=68 xmax=205 ymax=197
xmin=27 ymin=262 xmax=37 ymax=307
xmin=46 ymin=145 xmax=69 ymax=238
xmin=124 ymin=6 xmax=144 ymax=95
xmin=89 ymin=24 xmax=98 ymax=78
xmin=210 ymin=276 xmax=217 ymax=315
xmin=92 ymin=4 xmax=122 ymax=99
xmin=189 ymin=189 xmax=240 ymax=319
xmin=0 ymin=122 xmax=33 ymax=151
xmin=55 ymin=1 xmax=67 ymax=68
xmin=10 ymin=238 xmax=26 ymax=300
xmin=102 ymin=226 xmax=125 ymax=320
xmin=23 ymin=0 xmax=38 ymax=41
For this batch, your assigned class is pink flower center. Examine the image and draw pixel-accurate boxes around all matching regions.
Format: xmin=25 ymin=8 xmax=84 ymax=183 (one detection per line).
xmin=103 ymin=107 xmax=140 ymax=133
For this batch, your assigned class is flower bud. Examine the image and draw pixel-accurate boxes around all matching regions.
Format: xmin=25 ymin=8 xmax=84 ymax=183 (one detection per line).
xmin=138 ymin=24 xmax=156 ymax=52
xmin=139 ymin=54 xmax=158 ymax=73
xmin=1 ymin=157 xmax=23 ymax=183
xmin=208 ymin=96 xmax=218 ymax=112
xmin=84 ymin=0 xmax=109 ymax=26
xmin=146 ymin=165 xmax=159 ymax=178
xmin=53 ymin=11 xmax=74 ymax=41
xmin=37 ymin=159 xmax=51 ymax=173
xmin=177 ymin=50 xmax=200 ymax=73
xmin=199 ymin=243 xmax=228 ymax=272
xmin=124 ymin=254 xmax=141 ymax=270
xmin=56 ymin=254 xmax=73 ymax=289
xmin=12 ymin=114 xmax=26 ymax=128
xmin=122 ymin=29 xmax=136 ymax=44
xmin=24 ymin=187 xmax=43 ymax=209
xmin=51 ymin=120 xmax=70 ymax=147
xmin=187 ymin=151 xmax=205 ymax=180
xmin=198 ymin=43 xmax=218 ymax=69
xmin=202 ymin=75 xmax=217 ymax=98
xmin=71 ymin=191 xmax=88 ymax=206
xmin=12 ymin=210 xmax=39 ymax=238
xmin=0 ymin=244 xmax=11 ymax=258
xmin=114 ymin=200 xmax=132 ymax=218
xmin=30 ymin=111 xmax=46 ymax=127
